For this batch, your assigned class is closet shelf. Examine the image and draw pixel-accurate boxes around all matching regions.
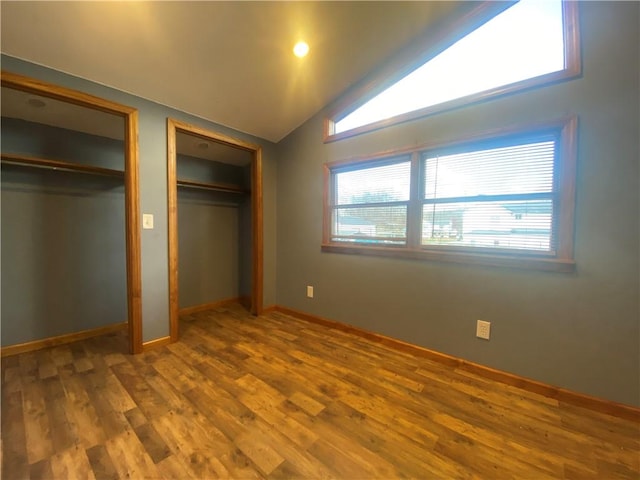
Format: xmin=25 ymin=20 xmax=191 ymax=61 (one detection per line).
xmin=1 ymin=153 xmax=124 ymax=178
xmin=177 ymin=178 xmax=248 ymax=194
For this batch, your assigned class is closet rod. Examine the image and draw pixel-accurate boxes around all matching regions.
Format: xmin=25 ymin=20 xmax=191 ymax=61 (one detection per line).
xmin=177 ymin=178 xmax=248 ymax=194
xmin=1 ymin=153 xmax=124 ymax=178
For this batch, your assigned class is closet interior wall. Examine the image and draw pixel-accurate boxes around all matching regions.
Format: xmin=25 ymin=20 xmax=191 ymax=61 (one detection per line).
xmin=1 ymin=92 xmax=128 ymax=347
xmin=176 ymin=140 xmax=253 ymax=312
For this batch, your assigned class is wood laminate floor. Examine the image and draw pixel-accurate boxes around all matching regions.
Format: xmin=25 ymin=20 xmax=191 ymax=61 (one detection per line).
xmin=2 ymin=305 xmax=639 ymax=479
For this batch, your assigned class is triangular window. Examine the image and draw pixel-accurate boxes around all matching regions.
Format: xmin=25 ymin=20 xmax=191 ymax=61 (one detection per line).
xmin=328 ymin=0 xmax=580 ymax=139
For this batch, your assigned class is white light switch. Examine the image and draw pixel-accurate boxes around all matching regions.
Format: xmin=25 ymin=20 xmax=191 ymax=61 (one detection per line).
xmin=143 ymin=214 xmax=154 ymax=229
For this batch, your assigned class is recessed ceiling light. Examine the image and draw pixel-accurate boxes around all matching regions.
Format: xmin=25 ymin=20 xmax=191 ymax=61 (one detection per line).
xmin=293 ymin=41 xmax=309 ymax=58
xmin=27 ymin=98 xmax=46 ymax=108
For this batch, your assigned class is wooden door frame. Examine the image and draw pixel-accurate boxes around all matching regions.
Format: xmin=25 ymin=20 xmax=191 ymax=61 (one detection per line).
xmin=167 ymin=118 xmax=263 ymax=342
xmin=1 ymin=71 xmax=143 ymax=354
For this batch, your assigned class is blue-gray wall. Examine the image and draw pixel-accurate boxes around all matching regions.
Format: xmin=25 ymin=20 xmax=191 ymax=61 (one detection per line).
xmin=176 ymin=154 xmax=249 ymax=309
xmin=1 ymin=54 xmax=278 ymax=343
xmin=177 ymin=192 xmax=242 ymax=309
xmin=2 ymin=117 xmax=125 ymax=170
xmin=275 ymin=2 xmax=640 ymax=406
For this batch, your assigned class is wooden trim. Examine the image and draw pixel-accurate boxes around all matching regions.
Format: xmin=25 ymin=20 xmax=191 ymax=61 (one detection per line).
xmin=323 ymin=117 xmax=335 ymax=141
xmin=327 ymin=117 xmax=574 ymax=169
xmin=327 ymin=73 xmax=581 ymax=144
xmin=321 ymin=243 xmax=575 ymax=273
xmin=330 ymin=234 xmax=407 ymax=243
xmin=273 ymin=306 xmax=640 ymax=423
xmin=142 ymin=336 xmax=171 ymax=352
xmin=168 ymin=119 xmax=260 ymax=153
xmin=2 ymin=71 xmax=143 ymax=355
xmin=1 ymin=323 xmax=127 ymax=357
xmin=167 ymin=118 xmax=264 ymax=342
xmin=324 ymin=1 xmax=581 ymax=142
xmin=177 ymin=179 xmax=248 ymax=194
xmin=167 ymin=119 xmax=179 ymax=343
xmin=322 ymin=164 xmax=332 ymax=244
xmin=406 ymin=152 xmax=421 ymax=248
xmin=562 ymin=0 xmax=582 ymax=79
xmin=178 ymin=298 xmax=242 ymax=315
xmin=261 ymin=305 xmax=277 ymax=314
xmin=252 ymin=146 xmax=264 ymax=316
xmin=125 ymin=111 xmax=143 ymax=355
xmin=556 ymin=116 xmax=578 ymax=260
xmin=1 ymin=153 xmax=124 ymax=178
xmin=1 ymin=71 xmax=137 ymax=116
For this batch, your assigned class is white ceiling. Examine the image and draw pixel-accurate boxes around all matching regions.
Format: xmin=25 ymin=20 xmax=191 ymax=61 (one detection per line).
xmin=0 ymin=1 xmax=463 ymax=143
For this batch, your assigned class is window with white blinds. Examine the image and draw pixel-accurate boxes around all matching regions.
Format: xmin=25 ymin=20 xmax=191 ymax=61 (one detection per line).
xmin=323 ymin=118 xmax=577 ymax=272
xmin=332 ymin=158 xmax=411 ymax=244
xmin=422 ymin=138 xmax=557 ymax=253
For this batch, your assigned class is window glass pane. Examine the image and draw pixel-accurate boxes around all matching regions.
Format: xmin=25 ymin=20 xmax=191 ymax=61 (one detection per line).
xmin=424 ymin=140 xmax=555 ymax=199
xmin=422 ymin=200 xmax=553 ymax=251
xmin=335 ymin=161 xmax=410 ymax=205
xmin=335 ymin=0 xmax=564 ymax=134
xmin=333 ymin=206 xmax=407 ymax=244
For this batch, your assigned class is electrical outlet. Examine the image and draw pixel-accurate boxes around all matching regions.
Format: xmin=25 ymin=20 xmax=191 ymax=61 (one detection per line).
xmin=476 ymin=320 xmax=491 ymax=340
xmin=306 ymin=286 xmax=314 ymax=298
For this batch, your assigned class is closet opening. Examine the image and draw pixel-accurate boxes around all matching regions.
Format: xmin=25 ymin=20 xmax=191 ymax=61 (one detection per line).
xmin=167 ymin=118 xmax=263 ymax=342
xmin=1 ymin=72 xmax=142 ymax=355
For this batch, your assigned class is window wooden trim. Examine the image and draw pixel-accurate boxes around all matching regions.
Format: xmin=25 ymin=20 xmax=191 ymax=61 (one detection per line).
xmin=323 ymin=1 xmax=581 ymax=143
xmin=322 ymin=117 xmax=578 ymax=273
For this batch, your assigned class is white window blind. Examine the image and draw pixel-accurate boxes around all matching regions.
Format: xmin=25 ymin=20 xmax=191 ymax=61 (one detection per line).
xmin=332 ymin=160 xmax=410 ymax=244
xmin=421 ymin=139 xmax=557 ymax=252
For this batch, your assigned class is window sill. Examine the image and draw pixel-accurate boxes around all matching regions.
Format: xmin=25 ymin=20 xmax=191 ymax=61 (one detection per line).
xmin=321 ymin=243 xmax=576 ymax=273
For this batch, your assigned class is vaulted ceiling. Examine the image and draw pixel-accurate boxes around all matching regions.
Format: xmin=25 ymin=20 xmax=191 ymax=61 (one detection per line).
xmin=1 ymin=2 xmax=465 ymax=142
